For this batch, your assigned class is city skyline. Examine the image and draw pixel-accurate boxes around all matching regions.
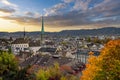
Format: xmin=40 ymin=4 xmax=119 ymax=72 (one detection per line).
xmin=0 ymin=0 xmax=120 ymax=32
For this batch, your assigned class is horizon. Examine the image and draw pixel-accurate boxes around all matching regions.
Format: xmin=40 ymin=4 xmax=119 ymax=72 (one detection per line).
xmin=0 ymin=27 xmax=119 ymax=33
xmin=0 ymin=0 xmax=120 ymax=32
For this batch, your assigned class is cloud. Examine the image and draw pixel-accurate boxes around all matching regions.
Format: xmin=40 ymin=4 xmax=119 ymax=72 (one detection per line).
xmin=42 ymin=0 xmax=120 ymax=28
xmin=44 ymin=3 xmax=67 ymax=16
xmin=0 ymin=0 xmax=120 ymax=30
xmin=63 ymin=0 xmax=93 ymax=11
xmin=25 ymin=12 xmax=34 ymax=16
xmin=24 ymin=11 xmax=41 ymax=18
xmin=62 ymin=0 xmax=74 ymax=3
xmin=1 ymin=9 xmax=120 ymax=29
xmin=92 ymin=0 xmax=120 ymax=17
xmin=0 ymin=15 xmax=41 ymax=26
xmin=72 ymin=0 xmax=92 ymax=11
xmin=44 ymin=10 xmax=120 ymax=27
xmin=0 ymin=0 xmax=18 ymax=13
xmin=0 ymin=6 xmax=15 ymax=13
xmin=0 ymin=0 xmax=17 ymax=8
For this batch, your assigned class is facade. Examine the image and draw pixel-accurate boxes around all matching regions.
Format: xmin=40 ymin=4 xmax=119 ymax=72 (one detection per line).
xmin=29 ymin=41 xmax=41 ymax=54
xmin=74 ymin=50 xmax=100 ymax=63
xmin=11 ymin=38 xmax=29 ymax=55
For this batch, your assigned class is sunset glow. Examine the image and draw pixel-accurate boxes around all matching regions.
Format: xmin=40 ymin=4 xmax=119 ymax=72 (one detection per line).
xmin=0 ymin=0 xmax=120 ymax=32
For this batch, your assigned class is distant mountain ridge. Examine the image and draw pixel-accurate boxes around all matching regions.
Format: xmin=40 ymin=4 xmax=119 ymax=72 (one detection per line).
xmin=0 ymin=27 xmax=120 ymax=38
xmin=58 ymin=27 xmax=120 ymax=36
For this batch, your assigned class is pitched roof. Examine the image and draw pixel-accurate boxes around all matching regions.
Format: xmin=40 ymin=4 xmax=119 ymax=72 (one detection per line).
xmin=19 ymin=54 xmax=72 ymax=68
xmin=12 ymin=38 xmax=29 ymax=44
xmin=38 ymin=47 xmax=57 ymax=53
xmin=29 ymin=41 xmax=40 ymax=47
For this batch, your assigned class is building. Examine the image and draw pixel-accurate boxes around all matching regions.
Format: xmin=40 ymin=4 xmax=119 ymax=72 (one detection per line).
xmin=74 ymin=50 xmax=100 ymax=63
xmin=11 ymin=38 xmax=29 ymax=55
xmin=37 ymin=47 xmax=57 ymax=55
xmin=29 ymin=40 xmax=41 ymax=54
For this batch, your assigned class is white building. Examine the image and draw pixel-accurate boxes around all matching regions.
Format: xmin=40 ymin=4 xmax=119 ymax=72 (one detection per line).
xmin=29 ymin=41 xmax=41 ymax=55
xmin=66 ymin=52 xmax=75 ymax=58
xmin=12 ymin=38 xmax=29 ymax=55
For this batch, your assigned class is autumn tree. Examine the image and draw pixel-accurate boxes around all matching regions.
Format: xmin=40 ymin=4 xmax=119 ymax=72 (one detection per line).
xmin=81 ymin=39 xmax=120 ymax=80
xmin=36 ymin=63 xmax=78 ymax=80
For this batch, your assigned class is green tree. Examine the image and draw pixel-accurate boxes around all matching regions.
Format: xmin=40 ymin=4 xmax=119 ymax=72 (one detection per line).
xmin=81 ymin=39 xmax=120 ymax=80
xmin=15 ymin=65 xmax=35 ymax=80
xmin=87 ymin=37 xmax=91 ymax=42
xmin=0 ymin=51 xmax=18 ymax=80
xmin=36 ymin=63 xmax=78 ymax=80
xmin=8 ymin=47 xmax=12 ymax=54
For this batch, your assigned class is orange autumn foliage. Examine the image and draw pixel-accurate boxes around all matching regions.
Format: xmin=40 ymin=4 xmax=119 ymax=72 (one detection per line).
xmin=81 ymin=39 xmax=120 ymax=80
xmin=88 ymin=51 xmax=94 ymax=55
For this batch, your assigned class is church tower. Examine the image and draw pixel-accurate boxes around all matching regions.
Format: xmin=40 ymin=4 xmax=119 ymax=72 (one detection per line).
xmin=23 ymin=27 xmax=26 ymax=39
xmin=41 ymin=16 xmax=44 ymax=44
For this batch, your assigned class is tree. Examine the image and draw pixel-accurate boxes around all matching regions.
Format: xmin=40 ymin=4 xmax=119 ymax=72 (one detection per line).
xmin=81 ymin=39 xmax=120 ymax=80
xmin=86 ymin=37 xmax=91 ymax=42
xmin=36 ymin=63 xmax=78 ymax=80
xmin=8 ymin=47 xmax=12 ymax=54
xmin=0 ymin=51 xmax=18 ymax=80
xmin=36 ymin=63 xmax=61 ymax=80
xmin=15 ymin=65 xmax=35 ymax=80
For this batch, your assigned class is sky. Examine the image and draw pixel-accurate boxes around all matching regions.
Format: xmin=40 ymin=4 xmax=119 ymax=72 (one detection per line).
xmin=0 ymin=0 xmax=120 ymax=32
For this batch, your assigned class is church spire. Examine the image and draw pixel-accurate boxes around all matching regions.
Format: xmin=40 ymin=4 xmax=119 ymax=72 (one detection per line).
xmin=41 ymin=16 xmax=44 ymax=43
xmin=24 ymin=27 xmax=26 ymax=39
xmin=41 ymin=16 xmax=44 ymax=34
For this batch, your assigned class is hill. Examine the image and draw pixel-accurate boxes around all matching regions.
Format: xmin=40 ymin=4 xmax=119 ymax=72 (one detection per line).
xmin=0 ymin=27 xmax=120 ymax=38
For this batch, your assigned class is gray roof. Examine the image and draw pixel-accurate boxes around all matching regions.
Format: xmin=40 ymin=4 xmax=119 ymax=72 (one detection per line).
xmin=38 ymin=47 xmax=57 ymax=53
xmin=29 ymin=41 xmax=40 ymax=47
xmin=12 ymin=38 xmax=29 ymax=44
xmin=19 ymin=54 xmax=72 ymax=68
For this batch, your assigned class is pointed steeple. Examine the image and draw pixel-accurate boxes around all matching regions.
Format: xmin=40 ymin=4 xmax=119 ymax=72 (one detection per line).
xmin=41 ymin=16 xmax=44 ymax=43
xmin=24 ymin=27 xmax=26 ymax=39
xmin=41 ymin=16 xmax=44 ymax=34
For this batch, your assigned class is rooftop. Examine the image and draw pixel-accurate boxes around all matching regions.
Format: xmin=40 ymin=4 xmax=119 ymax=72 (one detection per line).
xmin=12 ymin=38 xmax=29 ymax=44
xmin=19 ymin=54 xmax=72 ymax=68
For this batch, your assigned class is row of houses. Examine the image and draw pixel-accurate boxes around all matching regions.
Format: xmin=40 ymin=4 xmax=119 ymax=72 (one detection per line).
xmin=1 ymin=36 xmax=101 ymax=64
xmin=11 ymin=38 xmax=61 ymax=61
xmin=11 ymin=38 xmax=41 ymax=55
